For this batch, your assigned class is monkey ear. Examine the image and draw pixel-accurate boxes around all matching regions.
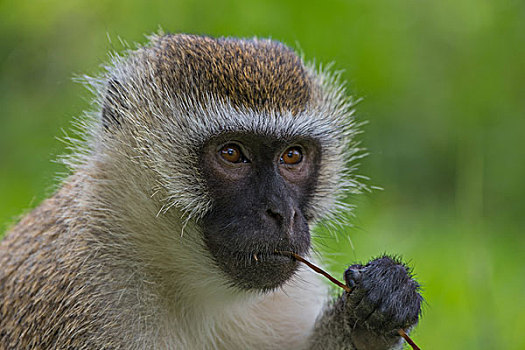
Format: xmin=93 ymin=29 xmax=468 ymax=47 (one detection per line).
xmin=101 ymin=79 xmax=127 ymax=130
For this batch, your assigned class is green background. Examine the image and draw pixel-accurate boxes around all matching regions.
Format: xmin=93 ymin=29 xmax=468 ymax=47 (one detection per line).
xmin=1 ymin=0 xmax=524 ymax=348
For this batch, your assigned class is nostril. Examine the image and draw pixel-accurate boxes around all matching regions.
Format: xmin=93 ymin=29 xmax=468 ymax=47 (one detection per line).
xmin=266 ymin=208 xmax=283 ymax=222
xmin=266 ymin=208 xmax=285 ymax=227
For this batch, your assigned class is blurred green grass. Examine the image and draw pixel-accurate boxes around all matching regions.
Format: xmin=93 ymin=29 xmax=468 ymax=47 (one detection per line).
xmin=1 ymin=0 xmax=524 ymax=348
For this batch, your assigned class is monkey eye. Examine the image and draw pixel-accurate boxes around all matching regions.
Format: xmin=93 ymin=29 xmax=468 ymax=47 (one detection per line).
xmin=219 ymin=144 xmax=248 ymax=163
xmin=280 ymin=146 xmax=303 ymax=165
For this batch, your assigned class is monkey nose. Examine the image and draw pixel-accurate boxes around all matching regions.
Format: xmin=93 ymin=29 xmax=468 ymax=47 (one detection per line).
xmin=265 ymin=203 xmax=296 ymax=234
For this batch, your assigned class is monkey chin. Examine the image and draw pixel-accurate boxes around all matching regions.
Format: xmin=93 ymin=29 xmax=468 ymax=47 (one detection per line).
xmin=212 ymin=249 xmax=303 ymax=292
xmin=234 ymin=253 xmax=300 ymax=291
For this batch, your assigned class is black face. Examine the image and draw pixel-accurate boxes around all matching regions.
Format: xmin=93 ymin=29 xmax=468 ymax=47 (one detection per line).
xmin=200 ymin=132 xmax=320 ymax=291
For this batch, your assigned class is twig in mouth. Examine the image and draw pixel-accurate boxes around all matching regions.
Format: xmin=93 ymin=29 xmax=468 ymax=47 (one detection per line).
xmin=274 ymin=250 xmax=421 ymax=350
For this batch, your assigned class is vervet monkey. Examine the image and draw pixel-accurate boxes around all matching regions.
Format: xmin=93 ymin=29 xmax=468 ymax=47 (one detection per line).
xmin=0 ymin=34 xmax=422 ymax=349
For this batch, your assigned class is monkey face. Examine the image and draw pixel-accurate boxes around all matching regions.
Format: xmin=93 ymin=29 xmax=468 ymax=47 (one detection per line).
xmin=200 ymin=132 xmax=320 ymax=291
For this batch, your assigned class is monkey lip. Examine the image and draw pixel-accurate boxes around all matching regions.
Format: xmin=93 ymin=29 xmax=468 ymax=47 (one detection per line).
xmin=250 ymin=251 xmax=293 ymax=264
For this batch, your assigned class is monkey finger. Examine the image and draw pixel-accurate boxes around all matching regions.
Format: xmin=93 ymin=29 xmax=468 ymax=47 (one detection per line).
xmin=344 ymin=264 xmax=363 ymax=289
xmin=349 ymin=294 xmax=379 ymax=323
xmin=362 ymin=305 xmax=396 ymax=332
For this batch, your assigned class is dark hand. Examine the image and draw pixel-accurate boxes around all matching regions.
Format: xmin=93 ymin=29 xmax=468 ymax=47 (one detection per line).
xmin=343 ymin=256 xmax=422 ymax=349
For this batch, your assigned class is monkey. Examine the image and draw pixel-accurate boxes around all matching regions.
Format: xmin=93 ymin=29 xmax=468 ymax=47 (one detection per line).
xmin=0 ymin=33 xmax=422 ymax=349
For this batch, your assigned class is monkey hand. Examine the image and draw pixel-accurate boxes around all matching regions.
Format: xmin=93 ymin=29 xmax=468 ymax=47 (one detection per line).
xmin=343 ymin=256 xmax=422 ymax=350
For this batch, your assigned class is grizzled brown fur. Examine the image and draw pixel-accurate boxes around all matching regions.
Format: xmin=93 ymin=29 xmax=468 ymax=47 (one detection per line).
xmin=0 ymin=174 xmax=151 ymax=348
xmin=2 ymin=179 xmax=100 ymax=348
xmin=151 ymin=34 xmax=313 ymax=115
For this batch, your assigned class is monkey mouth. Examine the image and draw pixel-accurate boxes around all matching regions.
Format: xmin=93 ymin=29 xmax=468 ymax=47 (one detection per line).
xmin=241 ymin=249 xmax=299 ymax=267
xmin=248 ymin=251 xmax=299 ymax=270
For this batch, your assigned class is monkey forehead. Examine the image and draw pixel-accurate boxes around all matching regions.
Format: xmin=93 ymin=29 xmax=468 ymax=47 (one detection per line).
xmin=149 ymin=34 xmax=313 ymax=115
xmin=177 ymin=100 xmax=346 ymax=148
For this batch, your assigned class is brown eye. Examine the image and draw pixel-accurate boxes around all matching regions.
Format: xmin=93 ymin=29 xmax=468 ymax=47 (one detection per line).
xmin=280 ymin=147 xmax=303 ymax=165
xmin=219 ymin=144 xmax=243 ymax=163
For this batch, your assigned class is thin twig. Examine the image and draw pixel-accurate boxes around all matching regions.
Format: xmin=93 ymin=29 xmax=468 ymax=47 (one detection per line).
xmin=274 ymin=250 xmax=421 ymax=350
xmin=398 ymin=329 xmax=420 ymax=350
xmin=276 ymin=250 xmax=352 ymax=292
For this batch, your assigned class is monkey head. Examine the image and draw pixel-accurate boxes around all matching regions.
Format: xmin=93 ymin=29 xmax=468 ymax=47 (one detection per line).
xmin=94 ymin=34 xmax=361 ymax=292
